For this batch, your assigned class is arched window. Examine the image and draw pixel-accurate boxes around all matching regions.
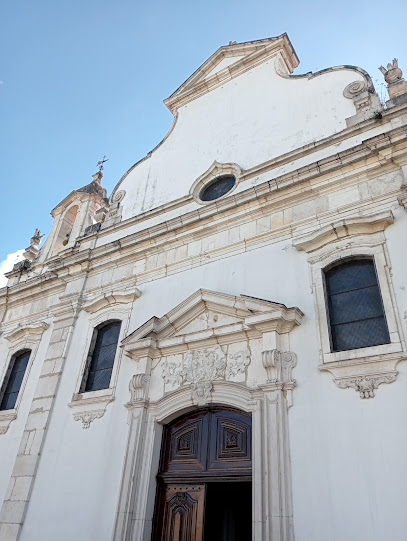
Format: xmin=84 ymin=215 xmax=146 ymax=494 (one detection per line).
xmin=54 ymin=205 xmax=78 ymax=251
xmin=0 ymin=350 xmax=31 ymax=410
xmin=324 ymin=258 xmax=390 ymax=352
xmin=81 ymin=320 xmax=121 ymax=392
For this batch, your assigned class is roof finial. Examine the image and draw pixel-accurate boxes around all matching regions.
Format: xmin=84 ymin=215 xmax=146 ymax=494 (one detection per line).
xmin=97 ymin=155 xmax=109 ymax=172
xmin=379 ymin=59 xmax=407 ymax=100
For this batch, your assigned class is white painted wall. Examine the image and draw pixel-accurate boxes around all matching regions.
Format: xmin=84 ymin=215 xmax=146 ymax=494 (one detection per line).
xmin=118 ymin=57 xmax=364 ymax=220
xmin=2 ymin=39 xmax=407 ymax=541
xmin=13 ymin=211 xmax=407 ymax=541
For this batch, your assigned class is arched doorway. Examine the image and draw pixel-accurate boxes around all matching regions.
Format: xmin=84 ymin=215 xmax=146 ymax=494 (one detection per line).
xmin=152 ymin=407 xmax=252 ymax=541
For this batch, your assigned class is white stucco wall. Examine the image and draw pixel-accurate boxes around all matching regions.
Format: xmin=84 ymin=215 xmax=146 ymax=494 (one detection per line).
xmin=13 ymin=210 xmax=407 ymax=541
xmin=2 ymin=37 xmax=407 ymax=541
xmin=118 ymin=57 xmax=365 ymax=220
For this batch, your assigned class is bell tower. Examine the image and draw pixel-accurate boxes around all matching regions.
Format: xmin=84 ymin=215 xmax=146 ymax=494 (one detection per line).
xmin=38 ymin=168 xmax=109 ymax=262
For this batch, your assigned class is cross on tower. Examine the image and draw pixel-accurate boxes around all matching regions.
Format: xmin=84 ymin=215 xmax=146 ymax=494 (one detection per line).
xmin=97 ymin=155 xmax=109 ymax=172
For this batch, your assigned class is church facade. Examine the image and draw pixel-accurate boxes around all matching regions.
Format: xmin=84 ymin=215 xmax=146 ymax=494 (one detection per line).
xmin=1 ymin=34 xmax=407 ymax=541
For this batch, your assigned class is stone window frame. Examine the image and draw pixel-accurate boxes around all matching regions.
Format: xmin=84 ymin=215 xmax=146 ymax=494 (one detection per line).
xmin=0 ymin=323 xmax=49 ymax=435
xmin=294 ymin=210 xmax=406 ymax=397
xmin=0 ymin=349 xmax=32 ymax=411
xmin=190 ymin=161 xmax=242 ymax=205
xmin=68 ymin=303 xmax=134 ymax=428
xmin=79 ymin=319 xmax=122 ymax=393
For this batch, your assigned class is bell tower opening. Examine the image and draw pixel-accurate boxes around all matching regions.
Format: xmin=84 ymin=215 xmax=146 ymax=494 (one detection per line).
xmin=152 ymin=407 xmax=252 ymax=541
xmin=54 ymin=204 xmax=78 ymax=251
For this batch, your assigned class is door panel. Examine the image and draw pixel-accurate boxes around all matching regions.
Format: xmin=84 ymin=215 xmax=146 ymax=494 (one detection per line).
xmin=164 ymin=413 xmax=209 ymax=473
xmin=156 ymin=484 xmax=206 ymax=541
xmin=207 ymin=410 xmax=252 ymax=472
xmin=153 ymin=408 xmax=252 ymax=540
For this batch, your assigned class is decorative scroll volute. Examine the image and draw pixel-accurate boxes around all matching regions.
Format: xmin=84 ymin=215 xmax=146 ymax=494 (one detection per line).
xmin=262 ymin=349 xmax=297 ymax=385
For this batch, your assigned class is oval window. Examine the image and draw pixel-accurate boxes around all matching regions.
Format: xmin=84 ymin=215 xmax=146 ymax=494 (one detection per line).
xmin=200 ymin=175 xmax=236 ymax=202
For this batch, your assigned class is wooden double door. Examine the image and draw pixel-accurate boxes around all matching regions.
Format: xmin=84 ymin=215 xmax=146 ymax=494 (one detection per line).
xmin=152 ymin=408 xmax=252 ymax=541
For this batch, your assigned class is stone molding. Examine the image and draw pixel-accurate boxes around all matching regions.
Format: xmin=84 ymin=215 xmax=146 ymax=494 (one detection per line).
xmin=122 ymin=289 xmax=303 ymax=360
xmin=0 ymin=324 xmax=49 ymax=435
xmin=189 ymin=161 xmax=242 ymax=204
xmin=295 ymin=215 xmax=406 ymax=398
xmin=3 ymin=124 xmax=407 ymax=293
xmin=69 ymin=306 xmax=132 ymax=428
xmin=293 ymin=210 xmax=394 ymax=253
xmin=91 ymin=122 xmax=407 ymax=253
xmin=114 ymin=289 xmax=301 ymax=539
xmin=3 ymin=322 xmax=49 ymax=343
xmin=68 ymin=394 xmax=114 ymax=428
xmin=81 ymin=289 xmax=141 ymax=314
xmin=164 ymin=34 xmax=299 ymax=113
xmin=122 ymin=290 xmax=302 ymax=408
xmin=114 ymin=382 xmax=295 ymax=541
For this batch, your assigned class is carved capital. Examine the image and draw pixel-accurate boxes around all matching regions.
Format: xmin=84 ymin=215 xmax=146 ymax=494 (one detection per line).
xmin=262 ymin=349 xmax=296 ymax=385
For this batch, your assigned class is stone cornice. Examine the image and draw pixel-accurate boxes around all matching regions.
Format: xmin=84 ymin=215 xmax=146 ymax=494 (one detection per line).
xmin=1 ymin=126 xmax=406 ymax=303
xmin=122 ymin=289 xmax=303 ymax=359
xmin=87 ymin=120 xmax=407 ymax=245
xmin=164 ymin=35 xmax=299 ymax=113
xmin=81 ymin=289 xmax=141 ymax=314
xmin=3 ymin=322 xmax=49 ymax=343
xmin=293 ymin=210 xmax=394 ymax=253
xmin=107 ymin=98 xmax=407 ymax=231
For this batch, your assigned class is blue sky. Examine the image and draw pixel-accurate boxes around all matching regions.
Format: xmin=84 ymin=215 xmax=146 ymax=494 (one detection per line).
xmin=1 ymin=0 xmax=406 ymax=277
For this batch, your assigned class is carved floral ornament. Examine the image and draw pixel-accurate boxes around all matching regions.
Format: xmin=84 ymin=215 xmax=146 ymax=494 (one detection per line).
xmin=162 ymin=346 xmax=250 ymax=406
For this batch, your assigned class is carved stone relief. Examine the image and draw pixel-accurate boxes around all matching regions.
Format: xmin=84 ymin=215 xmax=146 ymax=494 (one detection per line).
xmin=127 ymin=373 xmax=150 ymax=405
xmin=162 ymin=345 xmax=251 ymax=405
xmin=262 ymin=349 xmax=296 ymax=384
xmin=73 ymin=410 xmax=105 ymax=429
xmin=336 ymin=374 xmax=396 ymax=399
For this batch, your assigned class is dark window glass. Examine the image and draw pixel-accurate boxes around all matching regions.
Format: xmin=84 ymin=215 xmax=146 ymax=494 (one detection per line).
xmin=83 ymin=321 xmax=121 ymax=392
xmin=325 ymin=259 xmax=390 ymax=352
xmin=0 ymin=350 xmax=31 ymax=411
xmin=200 ymin=175 xmax=236 ymax=202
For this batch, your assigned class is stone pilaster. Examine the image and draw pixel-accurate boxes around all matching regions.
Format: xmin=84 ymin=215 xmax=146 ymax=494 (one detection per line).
xmin=0 ymin=304 xmax=77 ymax=541
xmin=254 ymin=387 xmax=295 ymax=541
xmin=113 ymin=368 xmax=151 ymax=541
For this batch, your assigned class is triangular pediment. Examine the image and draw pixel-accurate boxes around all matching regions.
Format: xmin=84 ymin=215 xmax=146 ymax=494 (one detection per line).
xmin=164 ymin=34 xmax=299 ymax=113
xmin=122 ymin=289 xmax=303 ymax=358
